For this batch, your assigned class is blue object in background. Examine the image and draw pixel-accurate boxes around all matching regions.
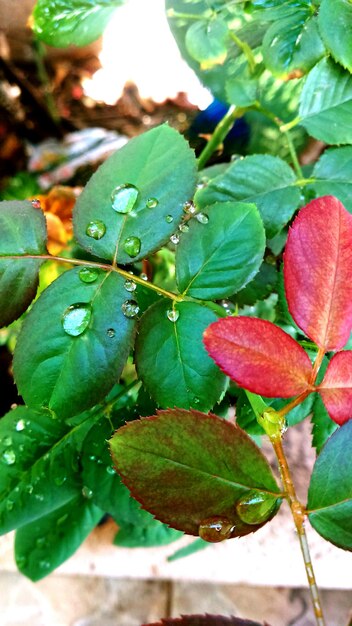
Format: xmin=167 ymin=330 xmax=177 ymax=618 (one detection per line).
xmin=187 ymin=99 xmax=250 ymax=158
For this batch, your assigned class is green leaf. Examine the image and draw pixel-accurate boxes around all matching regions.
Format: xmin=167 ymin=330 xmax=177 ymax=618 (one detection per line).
xmin=318 ymin=0 xmax=352 ymax=72
xmin=0 ymin=200 xmax=47 ymax=327
xmin=15 ymin=496 xmax=103 ymax=580
xmin=74 ymin=125 xmax=197 ymax=264
xmin=176 ymin=202 xmax=265 ymax=299
xmin=32 ymin=0 xmax=124 ymax=48
xmin=135 ymin=300 xmax=226 ymax=411
xmin=195 ymin=155 xmax=301 ymax=238
xmin=262 ymin=13 xmax=325 ymax=77
xmin=311 ymin=394 xmax=338 ymax=454
xmin=167 ymin=537 xmax=208 ymax=562
xmin=13 ymin=267 xmax=136 ymax=419
xmin=307 ymin=147 xmax=352 ymax=212
xmin=113 ymin=517 xmax=181 ymax=548
xmin=308 ymin=421 xmax=352 ymax=550
xmin=234 ymin=262 xmax=278 ymax=307
xmin=0 ymin=406 xmax=89 ymax=534
xmin=110 ymin=409 xmax=282 ymax=536
xmin=299 ymin=58 xmax=352 ymax=144
xmin=185 ymin=17 xmax=228 ymax=70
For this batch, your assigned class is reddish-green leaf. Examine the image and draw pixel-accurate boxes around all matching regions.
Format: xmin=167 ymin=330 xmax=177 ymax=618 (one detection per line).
xmin=110 ymin=409 xmax=282 ymax=537
xmin=284 ymin=196 xmax=352 ymax=351
xmin=318 ymin=351 xmax=352 ymax=425
xmin=203 ymin=317 xmax=313 ymax=398
xmin=144 ymin=616 xmax=266 ymax=626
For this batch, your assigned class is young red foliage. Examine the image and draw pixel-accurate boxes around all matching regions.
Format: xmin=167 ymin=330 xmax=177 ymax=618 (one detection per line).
xmin=203 ymin=317 xmax=313 ymax=398
xmin=318 ymin=351 xmax=352 ymax=425
xmin=284 ymin=196 xmax=352 ymax=351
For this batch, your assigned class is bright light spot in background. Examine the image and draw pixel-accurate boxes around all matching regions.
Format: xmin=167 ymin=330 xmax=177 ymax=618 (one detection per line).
xmin=82 ymin=0 xmax=212 ymax=109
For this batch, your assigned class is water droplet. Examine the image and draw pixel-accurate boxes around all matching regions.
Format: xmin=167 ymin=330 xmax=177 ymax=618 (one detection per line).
xmin=31 ymin=199 xmax=41 ymax=209
xmin=146 ymin=197 xmax=158 ymax=208
xmin=39 ymin=560 xmax=51 ymax=570
xmin=167 ymin=309 xmax=179 ymax=322
xmin=111 ymin=183 xmax=139 ymax=214
xmin=124 ymin=279 xmax=137 ymax=292
xmin=15 ymin=419 xmax=25 ymax=432
xmin=89 ymin=455 xmax=97 ymax=462
xmin=82 ymin=485 xmax=93 ymax=499
xmin=36 ymin=537 xmax=47 ymax=548
xmin=196 ymin=182 xmax=206 ymax=190
xmin=183 ymin=201 xmax=196 ymax=215
xmin=25 ymin=484 xmax=34 ymax=494
xmin=140 ymin=273 xmax=148 ymax=281
xmin=16 ymin=556 xmax=27 ymax=569
xmin=121 ymin=300 xmax=140 ymax=319
xmin=221 ymin=300 xmax=236 ymax=315
xmin=123 ymin=236 xmax=141 ymax=257
xmin=199 ymin=516 xmax=235 ymax=543
xmin=196 ymin=212 xmax=209 ymax=224
xmin=54 ymin=475 xmax=67 ymax=486
xmin=35 ymin=493 xmax=44 ymax=502
xmin=179 ymin=223 xmax=189 ymax=233
xmin=86 ymin=220 xmax=106 ymax=240
xmin=193 ymin=397 xmax=200 ymax=405
xmin=11 ymin=403 xmax=18 ymax=410
xmin=79 ymin=267 xmax=100 ymax=283
xmin=165 ymin=214 xmax=174 ymax=223
xmin=62 ymin=303 xmax=92 ymax=337
xmin=3 ymin=436 xmax=12 ymax=447
xmin=57 ymin=513 xmax=69 ymax=526
xmin=6 ymin=500 xmax=14 ymax=511
xmin=2 ymin=449 xmax=16 ymax=465
xmin=236 ymin=491 xmax=278 ymax=525
xmin=170 ymin=234 xmax=180 ymax=245
xmin=106 ymin=466 xmax=115 ymax=475
xmin=107 ymin=328 xmax=116 ymax=338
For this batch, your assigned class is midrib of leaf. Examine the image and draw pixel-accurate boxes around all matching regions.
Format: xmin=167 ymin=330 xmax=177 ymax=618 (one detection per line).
xmin=308 ymin=496 xmax=352 ymax=514
xmin=182 ymin=208 xmax=251 ymax=295
xmin=172 ymin=317 xmax=190 ymax=398
xmin=118 ymin=441 xmax=282 ymax=497
xmin=302 ymin=79 xmax=352 ymax=119
xmin=210 ymin=177 xmax=297 ymax=204
xmin=319 ymin=208 xmax=341 ymax=350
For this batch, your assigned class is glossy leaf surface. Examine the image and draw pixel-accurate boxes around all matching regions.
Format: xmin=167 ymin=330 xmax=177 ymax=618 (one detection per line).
xmin=311 ymin=395 xmax=338 ymax=454
xmin=308 ymin=421 xmax=352 ymax=550
xmin=308 ymin=147 xmax=352 ymax=212
xmin=204 ymin=317 xmax=313 ymax=398
xmin=74 ymin=125 xmax=197 ymax=263
xmin=195 ymin=155 xmax=300 ymax=238
xmin=15 ymin=496 xmax=103 ymax=581
xmin=0 ymin=200 xmax=47 ymax=327
xmin=110 ymin=409 xmax=281 ymax=536
xmin=13 ymin=268 xmax=136 ymax=419
xmin=176 ymin=202 xmax=265 ymax=299
xmin=299 ymin=58 xmax=352 ymax=144
xmin=318 ymin=352 xmax=352 ymax=425
xmin=144 ymin=616 xmax=265 ymax=626
xmin=284 ymin=196 xmax=352 ymax=351
xmin=135 ymin=301 xmax=226 ymax=411
xmin=318 ymin=0 xmax=352 ymax=72
xmin=32 ymin=0 xmax=124 ymax=47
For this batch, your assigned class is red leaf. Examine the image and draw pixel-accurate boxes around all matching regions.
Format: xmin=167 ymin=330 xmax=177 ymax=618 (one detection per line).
xmin=318 ymin=351 xmax=352 ymax=425
xmin=203 ymin=317 xmax=313 ymax=398
xmin=143 ymin=615 xmax=267 ymax=626
xmin=284 ymin=196 xmax=352 ymax=351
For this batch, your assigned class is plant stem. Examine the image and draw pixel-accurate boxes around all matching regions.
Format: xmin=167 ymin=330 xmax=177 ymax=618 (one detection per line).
xmin=282 ymin=129 xmax=303 ymax=178
xmin=197 ymin=105 xmax=239 ymax=170
xmin=271 ymin=435 xmax=326 ymax=626
xmin=228 ymin=32 xmax=256 ymax=73
xmin=277 ymin=389 xmax=313 ymax=419
xmin=32 ymin=37 xmax=60 ymax=124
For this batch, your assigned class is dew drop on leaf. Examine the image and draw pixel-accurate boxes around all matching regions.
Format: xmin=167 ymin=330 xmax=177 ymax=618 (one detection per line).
xmin=111 ymin=183 xmax=139 ymax=214
xmin=86 ymin=220 xmax=106 ymax=240
xmin=198 ymin=516 xmax=235 ymax=542
xmin=36 ymin=537 xmax=47 ymax=548
xmin=183 ymin=201 xmax=196 ymax=215
xmin=124 ymin=279 xmax=137 ymax=292
xmin=179 ymin=223 xmax=189 ymax=233
xmin=121 ymin=300 xmax=140 ymax=319
xmin=140 ymin=273 xmax=148 ymax=281
xmin=123 ymin=236 xmax=141 ymax=257
xmin=107 ymin=328 xmax=116 ymax=338
xmin=2 ymin=449 xmax=16 ymax=465
xmin=6 ymin=500 xmax=14 ymax=511
xmin=62 ymin=303 xmax=92 ymax=337
xmin=16 ymin=556 xmax=27 ymax=569
xmin=167 ymin=309 xmax=179 ymax=322
xmin=146 ymin=197 xmax=158 ymax=208
xmin=236 ymin=490 xmax=278 ymax=525
xmin=170 ymin=233 xmax=180 ymax=245
xmin=25 ymin=484 xmax=34 ymax=495
xmin=106 ymin=466 xmax=115 ymax=475
xmin=82 ymin=485 xmax=93 ymax=499
xmin=79 ymin=267 xmax=100 ymax=283
xmin=166 ymin=214 xmax=174 ymax=223
xmin=15 ymin=419 xmax=25 ymax=432
xmin=196 ymin=212 xmax=209 ymax=224
xmin=3 ymin=436 xmax=12 ymax=447
xmin=39 ymin=560 xmax=51 ymax=570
